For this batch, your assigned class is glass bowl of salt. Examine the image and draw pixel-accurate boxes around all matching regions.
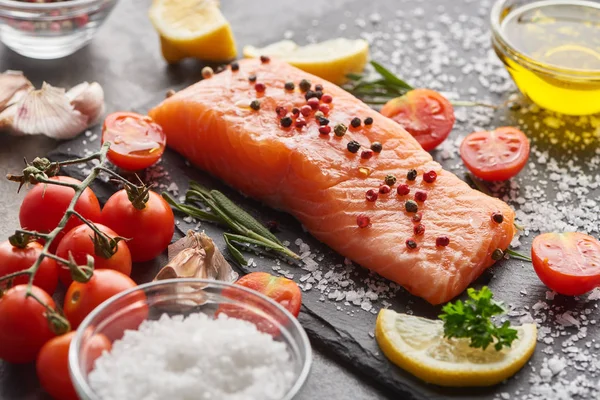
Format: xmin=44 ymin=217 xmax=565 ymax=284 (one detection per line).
xmin=69 ymin=278 xmax=312 ymax=400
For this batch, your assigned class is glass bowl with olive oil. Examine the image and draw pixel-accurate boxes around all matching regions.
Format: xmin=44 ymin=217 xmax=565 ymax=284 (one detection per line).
xmin=491 ymin=0 xmax=600 ymax=116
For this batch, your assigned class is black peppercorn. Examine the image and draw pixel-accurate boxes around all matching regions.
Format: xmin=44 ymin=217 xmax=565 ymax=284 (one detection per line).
xmin=350 ymin=117 xmax=361 ymax=128
xmin=284 ymin=81 xmax=295 ymax=91
xmin=364 ymin=117 xmax=374 ymax=125
xmin=407 ymin=169 xmax=418 ymax=181
xmin=299 ymin=79 xmax=311 ymax=92
xmin=280 ymin=116 xmax=293 ymax=128
xmin=347 ymin=141 xmax=361 ymax=153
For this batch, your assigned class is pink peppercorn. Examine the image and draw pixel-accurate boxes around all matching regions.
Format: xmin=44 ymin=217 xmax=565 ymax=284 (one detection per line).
xmin=49 ymin=22 xmax=61 ymax=32
xmin=379 ymin=184 xmax=391 ymax=194
xmin=318 ymin=104 xmax=330 ymax=116
xmin=361 ymin=149 xmax=373 ymax=159
xmin=307 ymin=97 xmax=320 ymax=110
xmin=275 ymin=106 xmax=287 ymax=117
xmin=300 ymin=105 xmax=312 ymax=117
xmin=436 ymin=236 xmax=450 ymax=247
xmin=365 ymin=189 xmax=378 ymax=202
xmin=414 ymin=224 xmax=425 ymax=236
xmin=357 ymin=214 xmax=371 ymax=228
xmin=319 ymin=125 xmax=331 ymax=135
xmin=412 ymin=212 xmax=422 ymax=223
xmin=321 ymin=94 xmax=333 ymax=104
xmin=295 ymin=118 xmax=306 ymax=128
xmin=414 ymin=190 xmax=427 ymax=202
xmin=74 ymin=14 xmax=89 ymax=27
xmin=423 ymin=170 xmax=437 ymax=183
xmin=397 ymin=184 xmax=410 ymax=196
xmin=255 ymin=82 xmax=266 ymax=92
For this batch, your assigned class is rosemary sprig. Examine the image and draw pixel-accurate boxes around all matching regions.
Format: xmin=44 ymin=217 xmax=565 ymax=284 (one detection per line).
xmin=345 ymin=61 xmax=497 ymax=109
xmin=505 ymin=249 xmax=532 ymax=262
xmin=163 ymin=182 xmax=299 ymax=266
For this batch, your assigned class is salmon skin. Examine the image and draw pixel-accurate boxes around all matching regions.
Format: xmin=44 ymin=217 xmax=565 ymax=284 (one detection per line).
xmin=149 ymin=59 xmax=515 ymax=305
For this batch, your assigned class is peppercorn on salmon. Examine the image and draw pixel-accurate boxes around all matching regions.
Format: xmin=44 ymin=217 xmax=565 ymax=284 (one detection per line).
xmin=149 ymin=59 xmax=515 ymax=305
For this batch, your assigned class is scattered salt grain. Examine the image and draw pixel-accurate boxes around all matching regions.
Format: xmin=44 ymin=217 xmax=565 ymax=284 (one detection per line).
xmin=89 ymin=313 xmax=295 ymax=400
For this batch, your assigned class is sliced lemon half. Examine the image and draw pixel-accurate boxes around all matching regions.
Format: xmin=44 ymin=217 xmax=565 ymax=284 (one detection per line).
xmin=149 ymin=0 xmax=237 ymax=63
xmin=243 ymin=38 xmax=369 ymax=85
xmin=375 ymin=309 xmax=537 ymax=387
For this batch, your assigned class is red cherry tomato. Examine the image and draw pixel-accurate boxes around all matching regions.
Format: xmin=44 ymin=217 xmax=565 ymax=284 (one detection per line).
xmin=0 ymin=240 xmax=58 ymax=295
xmin=102 ymin=112 xmax=166 ymax=171
xmin=36 ymin=331 xmax=111 ymax=400
xmin=19 ymin=176 xmax=102 ymax=252
xmin=532 ymin=232 xmax=600 ymax=296
xmin=101 ymin=190 xmax=174 ymax=262
xmin=234 ymin=272 xmax=302 ymax=317
xmin=380 ymin=89 xmax=456 ymax=151
xmin=0 ymin=285 xmax=57 ymax=363
xmin=460 ymin=127 xmax=530 ymax=181
xmin=64 ymin=269 xmax=138 ymax=329
xmin=56 ymin=223 xmax=132 ymax=287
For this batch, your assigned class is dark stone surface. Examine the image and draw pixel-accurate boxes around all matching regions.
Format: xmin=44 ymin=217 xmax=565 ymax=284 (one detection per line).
xmin=2 ymin=0 xmax=599 ymax=400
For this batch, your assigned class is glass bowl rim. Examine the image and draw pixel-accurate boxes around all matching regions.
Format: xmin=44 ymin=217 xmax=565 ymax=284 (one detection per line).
xmin=490 ymin=0 xmax=600 ymax=80
xmin=0 ymin=0 xmax=108 ymax=9
xmin=68 ymin=278 xmax=313 ymax=400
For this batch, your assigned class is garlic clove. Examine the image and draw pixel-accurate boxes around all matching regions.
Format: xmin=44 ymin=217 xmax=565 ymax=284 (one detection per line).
xmin=0 ymin=70 xmax=33 ymax=111
xmin=157 ymin=230 xmax=238 ymax=283
xmin=0 ymin=82 xmax=88 ymax=139
xmin=66 ymin=82 xmax=105 ymax=126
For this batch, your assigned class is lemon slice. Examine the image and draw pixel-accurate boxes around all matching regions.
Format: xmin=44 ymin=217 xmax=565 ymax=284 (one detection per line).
xmin=243 ymin=38 xmax=369 ymax=85
xmin=375 ymin=309 xmax=537 ymax=387
xmin=149 ymin=0 xmax=237 ymax=63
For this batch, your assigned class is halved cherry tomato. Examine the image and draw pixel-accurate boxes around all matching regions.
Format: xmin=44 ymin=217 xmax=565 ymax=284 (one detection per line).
xmin=19 ymin=176 xmax=102 ymax=252
xmin=532 ymin=232 xmax=600 ymax=296
xmin=0 ymin=240 xmax=58 ymax=295
xmin=380 ymin=89 xmax=456 ymax=151
xmin=460 ymin=127 xmax=530 ymax=181
xmin=102 ymin=112 xmax=166 ymax=171
xmin=36 ymin=331 xmax=111 ymax=400
xmin=56 ymin=223 xmax=132 ymax=287
xmin=0 ymin=285 xmax=57 ymax=363
xmin=234 ymin=272 xmax=302 ymax=317
xmin=64 ymin=269 xmax=138 ymax=328
xmin=101 ymin=190 xmax=174 ymax=262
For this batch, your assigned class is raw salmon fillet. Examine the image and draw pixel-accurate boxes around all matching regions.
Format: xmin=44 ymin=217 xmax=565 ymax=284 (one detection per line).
xmin=149 ymin=59 xmax=515 ymax=304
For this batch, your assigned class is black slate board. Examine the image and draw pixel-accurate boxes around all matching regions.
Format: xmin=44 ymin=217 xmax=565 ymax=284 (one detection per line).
xmin=46 ymin=88 xmax=600 ymax=400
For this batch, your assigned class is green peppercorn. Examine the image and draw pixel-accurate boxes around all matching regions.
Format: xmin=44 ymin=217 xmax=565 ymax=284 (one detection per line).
xmin=334 ymin=123 xmax=347 ymax=137
xmin=371 ymin=142 xmax=383 ymax=153
xmin=248 ymin=74 xmax=257 ymax=83
xmin=314 ymin=111 xmax=325 ymax=119
xmin=350 ymin=117 xmax=361 ymax=128
xmin=250 ymin=100 xmax=260 ymax=111
xmin=347 ymin=141 xmax=361 ymax=153
xmin=280 ymin=116 xmax=293 ymax=128
xmin=299 ymin=79 xmax=311 ymax=92
xmin=491 ymin=249 xmax=504 ymax=260
xmin=284 ymin=81 xmax=295 ymax=91
xmin=407 ymin=169 xmax=417 ymax=181
xmin=405 ymin=200 xmax=418 ymax=213
xmin=384 ymin=174 xmax=396 ymax=186
xmin=364 ymin=117 xmax=374 ymax=125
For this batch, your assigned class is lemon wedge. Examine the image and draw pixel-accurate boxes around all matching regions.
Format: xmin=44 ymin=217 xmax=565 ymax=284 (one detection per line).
xmin=375 ymin=309 xmax=537 ymax=387
xmin=243 ymin=38 xmax=369 ymax=85
xmin=149 ymin=0 xmax=237 ymax=63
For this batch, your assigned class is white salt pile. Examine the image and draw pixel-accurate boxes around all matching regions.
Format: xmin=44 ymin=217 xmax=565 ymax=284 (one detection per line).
xmin=89 ymin=313 xmax=295 ymax=400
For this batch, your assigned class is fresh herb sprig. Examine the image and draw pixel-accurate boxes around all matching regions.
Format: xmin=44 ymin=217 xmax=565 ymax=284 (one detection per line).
xmin=344 ymin=61 xmax=497 ymax=109
xmin=439 ymin=286 xmax=518 ymax=351
xmin=163 ymin=182 xmax=299 ymax=266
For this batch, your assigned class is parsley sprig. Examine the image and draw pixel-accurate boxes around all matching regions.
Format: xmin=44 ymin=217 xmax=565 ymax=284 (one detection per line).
xmin=439 ymin=287 xmax=518 ymax=351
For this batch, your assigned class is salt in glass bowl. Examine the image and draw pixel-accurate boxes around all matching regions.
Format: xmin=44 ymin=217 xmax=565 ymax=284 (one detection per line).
xmin=0 ymin=0 xmax=118 ymax=59
xmin=69 ymin=278 xmax=313 ymax=400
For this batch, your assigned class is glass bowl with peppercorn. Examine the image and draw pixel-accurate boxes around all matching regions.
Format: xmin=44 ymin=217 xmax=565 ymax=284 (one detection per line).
xmin=0 ymin=0 xmax=118 ymax=59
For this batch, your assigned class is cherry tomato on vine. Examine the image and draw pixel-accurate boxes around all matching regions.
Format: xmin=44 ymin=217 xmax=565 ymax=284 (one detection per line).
xmin=101 ymin=190 xmax=174 ymax=262
xmin=234 ymin=272 xmax=302 ymax=317
xmin=0 ymin=240 xmax=58 ymax=295
xmin=56 ymin=223 xmax=132 ymax=287
xmin=19 ymin=176 xmax=102 ymax=252
xmin=532 ymin=232 xmax=600 ymax=296
xmin=380 ymin=89 xmax=456 ymax=151
xmin=460 ymin=127 xmax=530 ymax=181
xmin=102 ymin=112 xmax=166 ymax=171
xmin=64 ymin=269 xmax=138 ymax=328
xmin=0 ymin=285 xmax=57 ymax=363
xmin=36 ymin=331 xmax=111 ymax=400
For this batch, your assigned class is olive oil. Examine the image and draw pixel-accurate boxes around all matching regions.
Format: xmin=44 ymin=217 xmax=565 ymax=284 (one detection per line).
xmin=493 ymin=0 xmax=600 ymax=115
